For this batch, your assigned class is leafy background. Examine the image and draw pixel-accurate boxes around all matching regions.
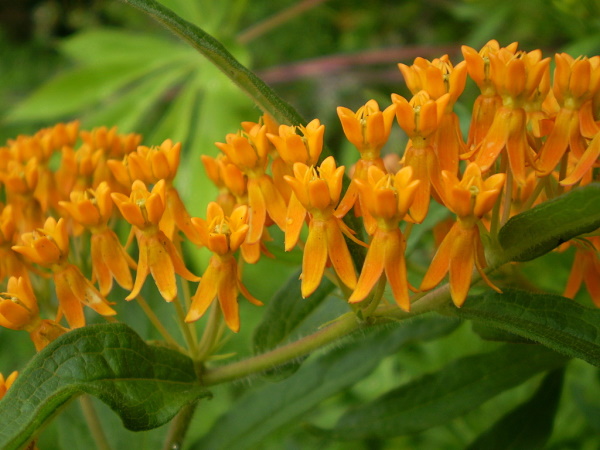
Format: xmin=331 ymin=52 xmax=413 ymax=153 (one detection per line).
xmin=1 ymin=0 xmax=599 ymax=448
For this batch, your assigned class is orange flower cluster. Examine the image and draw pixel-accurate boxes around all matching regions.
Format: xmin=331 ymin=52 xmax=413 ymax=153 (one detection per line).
xmin=1 ymin=40 xmax=599 ymax=347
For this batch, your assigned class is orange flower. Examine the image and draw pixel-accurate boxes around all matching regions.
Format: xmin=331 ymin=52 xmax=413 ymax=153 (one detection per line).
xmin=563 ymin=237 xmax=600 ymax=306
xmin=0 ymin=205 xmax=32 ymax=287
xmin=186 ymin=203 xmax=262 ymax=332
xmin=420 ymin=163 xmax=505 ymax=306
xmin=392 ymin=91 xmax=449 ymax=223
xmin=348 ymin=166 xmax=419 ymax=310
xmin=335 ymin=100 xmax=395 ymax=220
xmin=111 ymin=180 xmax=200 ymax=301
xmin=399 ymin=55 xmax=468 ymax=174
xmin=535 ymin=54 xmax=600 ymax=184
xmin=108 ymin=140 xmax=200 ymax=241
xmin=59 ymin=182 xmax=136 ymax=296
xmin=0 ymin=371 xmax=18 ymax=400
xmin=217 ymin=123 xmax=287 ymax=243
xmin=0 ymin=276 xmax=67 ymax=350
xmin=285 ymin=156 xmax=360 ymax=298
xmin=474 ymin=49 xmax=550 ymax=184
xmin=12 ymin=217 xmax=116 ymax=328
xmin=462 ymin=40 xmax=519 ymax=151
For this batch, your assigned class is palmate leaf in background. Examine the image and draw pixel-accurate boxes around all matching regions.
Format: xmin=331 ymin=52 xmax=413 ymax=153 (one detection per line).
xmin=0 ymin=323 xmax=208 ymax=450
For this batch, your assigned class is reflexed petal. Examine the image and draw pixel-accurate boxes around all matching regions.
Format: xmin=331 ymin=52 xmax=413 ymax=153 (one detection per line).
xmin=126 ymin=234 xmax=150 ymax=301
xmin=448 ymin=227 xmax=476 ymax=307
xmin=560 ymin=133 xmax=600 ymax=186
xmin=285 ymin=193 xmax=307 ymax=251
xmin=54 ymin=270 xmax=85 ymax=328
xmin=537 ymin=109 xmax=575 ymax=175
xmin=301 ymin=220 xmax=328 ymax=298
xmin=186 ymin=260 xmax=219 ymax=322
xmin=383 ymin=230 xmax=410 ymax=311
xmin=420 ymin=223 xmax=458 ymax=291
xmin=326 ymin=219 xmax=357 ymax=290
xmin=247 ymin=179 xmax=267 ymax=244
xmin=349 ymin=230 xmax=386 ymax=303
xmin=257 ymin=174 xmax=287 ymax=230
xmin=217 ymin=257 xmax=240 ymax=332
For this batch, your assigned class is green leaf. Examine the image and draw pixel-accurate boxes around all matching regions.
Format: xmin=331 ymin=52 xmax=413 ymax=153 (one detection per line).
xmin=442 ymin=289 xmax=600 ymax=367
xmin=193 ymin=316 xmax=460 ymax=449
xmin=471 ymin=322 xmax=534 ymax=344
xmin=331 ymin=344 xmax=567 ymax=440
xmin=0 ymin=323 xmax=208 ymax=450
xmin=120 ymin=0 xmax=307 ymax=128
xmin=253 ymin=270 xmax=336 ymax=379
xmin=467 ymin=369 xmax=564 ymax=450
xmin=60 ymin=29 xmax=187 ymax=65
xmin=6 ymin=56 xmax=187 ymax=123
xmin=498 ymin=183 xmax=600 ymax=263
xmin=82 ymin=63 xmax=195 ymax=132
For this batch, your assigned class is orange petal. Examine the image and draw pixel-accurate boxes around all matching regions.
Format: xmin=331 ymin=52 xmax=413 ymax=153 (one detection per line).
xmin=326 ymin=219 xmax=357 ymax=290
xmin=285 ymin=193 xmax=307 ymax=251
xmin=54 ymin=270 xmax=86 ymax=328
xmin=247 ymin=179 xmax=267 ymax=244
xmin=349 ymin=230 xmax=386 ymax=303
xmin=448 ymin=227 xmax=476 ymax=307
xmin=217 ymin=257 xmax=240 ymax=333
xmin=301 ymin=220 xmax=328 ymax=298
xmin=383 ymin=230 xmax=410 ymax=311
xmin=126 ymin=233 xmax=150 ymax=301
xmin=420 ymin=223 xmax=457 ymax=291
xmin=186 ymin=260 xmax=219 ymax=322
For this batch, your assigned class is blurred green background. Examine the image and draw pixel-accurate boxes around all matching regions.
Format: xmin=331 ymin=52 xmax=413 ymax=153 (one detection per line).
xmin=1 ymin=0 xmax=599 ymax=448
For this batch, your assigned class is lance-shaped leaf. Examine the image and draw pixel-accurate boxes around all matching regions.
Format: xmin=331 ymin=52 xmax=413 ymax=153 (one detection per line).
xmin=253 ymin=270 xmax=336 ymax=379
xmin=442 ymin=289 xmax=600 ymax=367
xmin=0 ymin=323 xmax=208 ymax=450
xmin=331 ymin=344 xmax=567 ymax=439
xmin=467 ymin=368 xmax=564 ymax=450
xmin=498 ymin=183 xmax=600 ymax=263
xmin=194 ymin=316 xmax=460 ymax=449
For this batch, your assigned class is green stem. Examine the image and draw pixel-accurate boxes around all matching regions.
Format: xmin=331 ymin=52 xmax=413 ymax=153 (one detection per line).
xmin=162 ymin=401 xmax=198 ymax=450
xmin=201 ymin=282 xmax=453 ymax=387
xmin=79 ymin=395 xmax=112 ymax=450
xmin=135 ymin=295 xmax=185 ymax=353
xmin=196 ymin=302 xmax=223 ymax=362
xmin=121 ymin=0 xmax=306 ymax=127
xmin=173 ymin=296 xmax=199 ymax=356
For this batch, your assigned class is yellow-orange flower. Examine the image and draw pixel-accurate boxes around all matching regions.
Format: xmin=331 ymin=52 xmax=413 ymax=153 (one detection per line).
xmin=284 ymin=156 xmax=360 ymax=298
xmin=0 ymin=371 xmax=18 ymax=400
xmin=536 ymin=54 xmax=600 ymax=183
xmin=474 ymin=49 xmax=550 ymax=184
xmin=111 ymin=180 xmax=200 ymax=301
xmin=0 ymin=205 xmax=31 ymax=287
xmin=0 ymin=276 xmax=67 ymax=351
xmin=420 ymin=163 xmax=505 ymax=306
xmin=335 ymin=100 xmax=395 ymax=220
xmin=392 ymin=91 xmax=449 ymax=223
xmin=186 ymin=203 xmax=261 ymax=332
xmin=216 ymin=123 xmax=287 ymax=243
xmin=59 ymin=182 xmax=136 ymax=296
xmin=12 ymin=217 xmax=116 ymax=328
xmin=348 ymin=166 xmax=419 ymax=310
xmin=399 ymin=55 xmax=468 ymax=174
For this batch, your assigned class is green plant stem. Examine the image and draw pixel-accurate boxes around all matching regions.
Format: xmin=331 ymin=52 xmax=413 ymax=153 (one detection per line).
xmin=196 ymin=302 xmax=223 ymax=362
xmin=201 ymin=282 xmax=453 ymax=387
xmin=162 ymin=401 xmax=197 ymax=450
xmin=79 ymin=395 xmax=112 ymax=450
xmin=135 ymin=295 xmax=184 ymax=353
xmin=173 ymin=296 xmax=199 ymax=356
xmin=121 ymin=0 xmax=306 ymax=127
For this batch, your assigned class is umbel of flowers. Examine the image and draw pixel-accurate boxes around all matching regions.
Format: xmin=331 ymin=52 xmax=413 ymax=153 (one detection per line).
xmin=0 ymin=40 xmax=599 ymax=362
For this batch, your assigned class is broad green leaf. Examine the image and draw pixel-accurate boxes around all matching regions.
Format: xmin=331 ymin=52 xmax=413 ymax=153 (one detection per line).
xmin=443 ymin=289 xmax=600 ymax=367
xmin=467 ymin=369 xmax=564 ymax=450
xmin=331 ymin=344 xmax=567 ymax=440
xmin=253 ymin=270 xmax=336 ymax=379
xmin=471 ymin=322 xmax=533 ymax=344
xmin=6 ymin=55 xmax=187 ymax=123
xmin=60 ymin=29 xmax=188 ymax=65
xmin=0 ymin=323 xmax=208 ymax=450
xmin=193 ymin=316 xmax=460 ymax=449
xmin=498 ymin=183 xmax=600 ymax=263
